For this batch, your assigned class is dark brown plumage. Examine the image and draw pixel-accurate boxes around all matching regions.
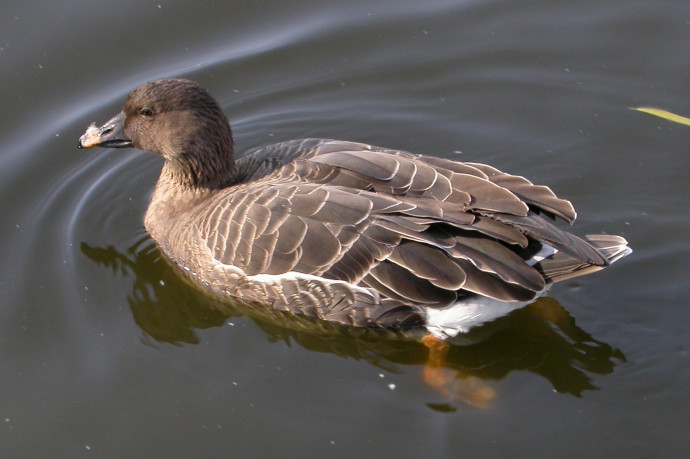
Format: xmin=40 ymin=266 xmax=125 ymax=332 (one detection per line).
xmin=78 ymin=79 xmax=631 ymax=338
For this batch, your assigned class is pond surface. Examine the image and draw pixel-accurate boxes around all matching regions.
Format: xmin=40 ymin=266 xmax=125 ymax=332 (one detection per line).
xmin=1 ymin=0 xmax=689 ymax=456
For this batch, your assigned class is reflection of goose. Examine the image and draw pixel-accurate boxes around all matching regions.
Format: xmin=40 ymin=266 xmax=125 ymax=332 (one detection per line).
xmin=79 ymin=78 xmax=631 ymax=340
xmin=81 ymin=239 xmax=626 ymax=408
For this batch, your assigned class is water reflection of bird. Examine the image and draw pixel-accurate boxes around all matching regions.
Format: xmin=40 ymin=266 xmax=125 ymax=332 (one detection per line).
xmin=82 ymin=239 xmax=625 ymax=408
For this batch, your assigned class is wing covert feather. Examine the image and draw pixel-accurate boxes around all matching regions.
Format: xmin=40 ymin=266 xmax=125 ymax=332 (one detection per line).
xmin=188 ymin=138 xmax=623 ymax=321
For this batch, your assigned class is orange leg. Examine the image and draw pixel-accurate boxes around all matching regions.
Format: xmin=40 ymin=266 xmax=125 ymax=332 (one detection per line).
xmin=421 ymin=334 xmax=496 ymax=409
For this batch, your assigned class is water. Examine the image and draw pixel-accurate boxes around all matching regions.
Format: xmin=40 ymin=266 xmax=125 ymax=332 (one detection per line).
xmin=1 ymin=0 xmax=689 ymax=456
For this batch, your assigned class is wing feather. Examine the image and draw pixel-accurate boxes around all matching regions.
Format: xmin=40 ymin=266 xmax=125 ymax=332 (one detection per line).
xmin=187 ymin=138 xmax=625 ymax=325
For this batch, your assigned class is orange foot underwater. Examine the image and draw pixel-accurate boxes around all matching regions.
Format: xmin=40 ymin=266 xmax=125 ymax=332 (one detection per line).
xmin=421 ymin=334 xmax=496 ymax=409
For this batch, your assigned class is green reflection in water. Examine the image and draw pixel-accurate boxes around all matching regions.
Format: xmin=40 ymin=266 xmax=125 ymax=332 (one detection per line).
xmin=82 ymin=237 xmax=625 ymax=405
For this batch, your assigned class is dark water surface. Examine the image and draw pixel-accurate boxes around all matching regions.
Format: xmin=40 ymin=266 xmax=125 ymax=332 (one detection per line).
xmin=2 ymin=0 xmax=689 ymax=456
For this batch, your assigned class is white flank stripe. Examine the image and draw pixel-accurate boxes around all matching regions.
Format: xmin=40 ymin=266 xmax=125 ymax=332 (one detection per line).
xmin=526 ymin=243 xmax=557 ymax=266
xmin=248 ymin=271 xmax=374 ymax=296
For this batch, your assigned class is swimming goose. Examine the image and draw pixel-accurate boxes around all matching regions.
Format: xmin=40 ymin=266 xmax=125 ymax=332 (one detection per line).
xmin=78 ymin=78 xmax=631 ymax=339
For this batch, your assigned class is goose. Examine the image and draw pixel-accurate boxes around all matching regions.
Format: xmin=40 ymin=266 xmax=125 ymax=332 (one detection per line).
xmin=78 ymin=78 xmax=631 ymax=340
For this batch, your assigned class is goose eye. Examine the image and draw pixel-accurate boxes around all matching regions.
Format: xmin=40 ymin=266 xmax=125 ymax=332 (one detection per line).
xmin=140 ymin=108 xmax=153 ymax=117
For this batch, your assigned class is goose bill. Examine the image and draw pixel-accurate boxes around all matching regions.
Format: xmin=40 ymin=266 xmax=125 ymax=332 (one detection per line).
xmin=78 ymin=111 xmax=132 ymax=149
